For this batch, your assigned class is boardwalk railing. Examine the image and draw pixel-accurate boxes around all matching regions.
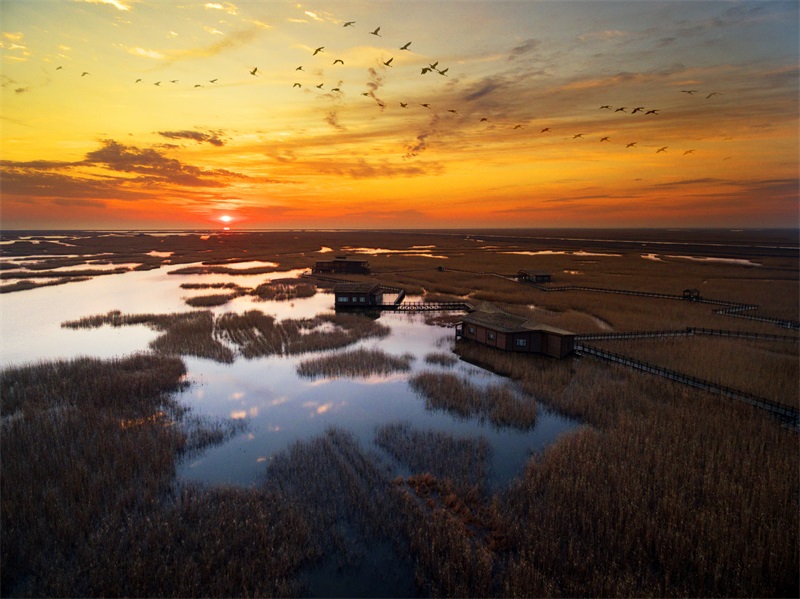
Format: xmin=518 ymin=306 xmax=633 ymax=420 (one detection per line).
xmin=381 ymin=301 xmax=471 ymax=312
xmin=576 ymin=327 xmax=799 ymax=343
xmin=575 ymin=343 xmax=799 ymax=428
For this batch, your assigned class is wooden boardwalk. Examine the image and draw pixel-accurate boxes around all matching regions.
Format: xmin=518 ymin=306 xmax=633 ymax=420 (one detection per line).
xmin=575 ymin=343 xmax=799 ymax=429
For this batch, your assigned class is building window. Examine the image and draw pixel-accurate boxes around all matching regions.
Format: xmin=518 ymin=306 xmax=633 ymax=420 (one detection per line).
xmin=468 ymin=327 xmax=476 ymax=335
xmin=487 ymin=332 xmax=496 ymax=341
xmin=338 ymin=296 xmax=349 ymax=302
xmin=359 ymin=296 xmax=366 ymax=303
xmin=516 ymin=338 xmax=527 ymax=347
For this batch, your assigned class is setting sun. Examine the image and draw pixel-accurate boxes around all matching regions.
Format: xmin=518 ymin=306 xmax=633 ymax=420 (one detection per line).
xmin=219 ymin=215 xmax=233 ymax=223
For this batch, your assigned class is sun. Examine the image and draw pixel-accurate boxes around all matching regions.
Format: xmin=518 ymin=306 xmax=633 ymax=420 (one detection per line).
xmin=219 ymin=215 xmax=233 ymax=223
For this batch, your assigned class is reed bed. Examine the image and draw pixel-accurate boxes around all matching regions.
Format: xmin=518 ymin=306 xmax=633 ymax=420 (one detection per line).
xmin=180 ymin=282 xmax=244 ymax=290
xmin=0 ymin=276 xmax=92 ymax=293
xmin=184 ymin=292 xmax=241 ymax=307
xmin=251 ymin=281 xmax=316 ymax=301
xmin=375 ymin=422 xmax=490 ymax=491
xmin=424 ymin=351 xmax=459 ymax=367
xmin=409 ymin=371 xmax=538 ymax=429
xmin=1 ymin=354 xmax=312 ymax=597
xmin=169 ymin=265 xmax=279 ymax=275
xmin=296 ymin=348 xmax=413 ymax=379
xmin=0 ymin=267 xmax=130 ymax=279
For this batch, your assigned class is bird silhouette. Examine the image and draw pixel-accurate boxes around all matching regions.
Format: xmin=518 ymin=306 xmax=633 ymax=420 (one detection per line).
xmin=615 ymin=107 xmax=627 ymax=112
xmin=599 ymin=105 xmax=611 ymax=109
xmin=480 ymin=118 xmax=489 ymax=122
xmin=250 ymin=67 xmax=258 ymax=76
xmin=154 ymin=81 xmax=161 ymax=86
xmin=683 ymin=150 xmax=695 ymax=155
xmin=631 ymin=106 xmax=645 ymax=113
xmin=331 ymin=87 xmax=341 ymax=92
xmin=370 ymin=26 xmax=381 ymax=36
xmin=170 ymin=80 xmax=178 ymax=84
xmin=448 ymin=109 xmax=458 ymax=114
xmin=656 ymin=146 xmax=668 ymax=153
xmin=293 ymin=83 xmax=302 ymax=88
xmin=135 ymin=78 xmax=142 ymax=83
xmin=316 ymin=83 xmax=324 ymax=89
xmin=421 ymin=67 xmax=431 ymax=74
xmin=56 ymin=66 xmax=63 ymax=70
xmin=400 ymin=42 xmax=412 ymax=50
xmin=573 ymin=133 xmax=584 ymax=139
xmin=333 ymin=59 xmax=344 ymax=65
xmin=429 ymin=61 xmax=439 ymax=70
xmin=681 ymin=89 xmax=698 ymax=94
xmin=437 ymin=68 xmax=448 ymax=76
xmin=343 ymin=21 xmax=355 ymax=27
xmin=383 ymin=57 xmax=393 ymax=67
xmin=400 ymin=102 xmax=408 ymax=107
xmin=540 ymin=127 xmax=550 ymax=132
xmin=295 ymin=66 xmax=304 ymax=71
xmin=209 ymin=79 xmax=218 ymax=83
xmin=600 ymin=136 xmax=610 ymax=142
xmin=626 ymin=142 xmax=637 ymax=148
xmin=513 ymin=124 xmax=523 ymax=129
xmin=194 ymin=84 xmax=202 ymax=88
xmin=361 ymin=92 xmax=370 ymax=96
xmin=81 ymin=72 xmax=90 ymax=76
xmin=706 ymin=92 xmax=721 ymax=99
xmin=420 ymin=103 xmax=431 ymax=108
xmin=645 ymin=109 xmax=658 ymax=115
xmin=313 ymin=47 xmax=324 ymax=55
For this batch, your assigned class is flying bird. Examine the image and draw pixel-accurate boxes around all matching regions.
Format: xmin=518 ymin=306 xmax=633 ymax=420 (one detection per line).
xmin=293 ymin=82 xmax=302 ymax=88
xmin=383 ymin=57 xmax=394 ymax=67
xmin=540 ymin=127 xmax=550 ymax=132
xmin=573 ymin=133 xmax=584 ymax=139
xmin=513 ymin=124 xmax=523 ymax=129
xmin=706 ymin=92 xmax=721 ymax=99
xmin=343 ymin=21 xmax=355 ymax=27
xmin=56 ymin=66 xmax=63 ymax=70
xmin=170 ymin=80 xmax=178 ymax=83
xmin=313 ymin=47 xmax=324 ymax=55
xmin=626 ymin=142 xmax=637 ymax=148
xmin=331 ymin=87 xmax=341 ymax=92
xmin=154 ymin=81 xmax=161 ymax=86
xmin=361 ymin=92 xmax=370 ymax=96
xmin=194 ymin=84 xmax=202 ymax=88
xmin=209 ymin=79 xmax=218 ymax=83
xmin=81 ymin=72 xmax=90 ymax=76
xmin=295 ymin=66 xmax=304 ymax=71
xmin=656 ymin=146 xmax=668 ymax=153
xmin=420 ymin=103 xmax=431 ymax=108
xmin=437 ymin=68 xmax=448 ymax=76
xmin=400 ymin=42 xmax=412 ymax=50
xmin=681 ymin=89 xmax=698 ymax=94
xmin=447 ymin=109 xmax=458 ymax=114
xmin=683 ymin=150 xmax=695 ymax=155
xmin=599 ymin=105 xmax=611 ymax=109
xmin=631 ymin=106 xmax=645 ymax=113
xmin=250 ymin=67 xmax=258 ymax=76
xmin=645 ymin=109 xmax=659 ymax=115
xmin=370 ymin=26 xmax=381 ymax=36
xmin=614 ymin=107 xmax=627 ymax=112
xmin=428 ymin=61 xmax=439 ymax=70
xmin=400 ymin=102 xmax=408 ymax=107
xmin=600 ymin=136 xmax=610 ymax=142
xmin=421 ymin=67 xmax=431 ymax=74
xmin=316 ymin=83 xmax=324 ymax=89
xmin=480 ymin=118 xmax=489 ymax=122
xmin=135 ymin=78 xmax=142 ymax=83
xmin=333 ymin=59 xmax=344 ymax=65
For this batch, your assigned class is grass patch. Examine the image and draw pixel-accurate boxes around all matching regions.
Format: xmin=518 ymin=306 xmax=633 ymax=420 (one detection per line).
xmin=409 ymin=371 xmax=538 ymax=429
xmin=424 ymin=351 xmax=459 ymax=367
xmin=376 ymin=422 xmax=490 ymax=491
xmin=0 ymin=277 xmax=93 ymax=293
xmin=184 ymin=292 xmax=242 ymax=307
xmin=296 ymin=348 xmax=413 ymax=379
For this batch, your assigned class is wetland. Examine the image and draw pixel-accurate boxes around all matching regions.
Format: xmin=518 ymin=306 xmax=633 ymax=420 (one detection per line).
xmin=1 ymin=228 xmax=798 ymax=597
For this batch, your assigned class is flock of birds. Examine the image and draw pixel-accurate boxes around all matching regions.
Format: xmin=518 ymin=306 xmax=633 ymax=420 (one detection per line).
xmin=53 ymin=19 xmax=726 ymax=158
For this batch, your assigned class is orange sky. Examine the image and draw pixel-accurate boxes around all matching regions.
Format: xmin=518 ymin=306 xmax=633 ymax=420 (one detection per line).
xmin=1 ymin=0 xmax=798 ymax=229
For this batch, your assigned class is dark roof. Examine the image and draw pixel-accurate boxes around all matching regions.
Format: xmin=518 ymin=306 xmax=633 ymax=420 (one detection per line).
xmin=463 ymin=308 xmax=573 ymax=336
xmin=519 ymin=270 xmax=551 ymax=276
xmin=334 ymin=282 xmax=382 ymax=294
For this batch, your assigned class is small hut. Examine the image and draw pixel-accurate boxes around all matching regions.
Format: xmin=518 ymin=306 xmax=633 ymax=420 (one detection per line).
xmin=682 ymin=288 xmax=701 ymax=301
xmin=518 ymin=270 xmax=552 ymax=284
xmin=314 ymin=256 xmax=370 ymax=275
xmin=334 ymin=282 xmax=384 ymax=309
xmin=456 ymin=305 xmax=574 ymax=358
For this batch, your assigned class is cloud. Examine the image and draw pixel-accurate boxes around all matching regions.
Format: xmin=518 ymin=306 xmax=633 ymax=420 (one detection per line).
xmin=320 ymin=157 xmax=443 ymax=179
xmin=76 ymin=0 xmax=132 ymax=11
xmin=508 ymin=38 xmax=541 ymax=61
xmin=204 ymin=2 xmax=238 ymax=15
xmin=161 ymin=24 xmax=267 ymax=63
xmin=157 ymin=130 xmax=226 ymax=146
xmin=324 ymin=111 xmax=346 ymax=132
xmin=125 ymin=46 xmax=165 ymax=60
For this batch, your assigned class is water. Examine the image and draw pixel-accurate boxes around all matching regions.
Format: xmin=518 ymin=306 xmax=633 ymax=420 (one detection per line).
xmin=1 ymin=261 xmax=579 ymax=493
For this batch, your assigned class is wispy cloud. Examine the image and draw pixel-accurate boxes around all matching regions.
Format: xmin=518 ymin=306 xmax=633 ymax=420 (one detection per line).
xmin=157 ymin=130 xmax=226 ymax=146
xmin=75 ymin=0 xmax=133 ymax=11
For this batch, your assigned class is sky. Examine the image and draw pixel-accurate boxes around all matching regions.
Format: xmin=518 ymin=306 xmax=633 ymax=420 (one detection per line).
xmin=1 ymin=0 xmax=798 ymax=230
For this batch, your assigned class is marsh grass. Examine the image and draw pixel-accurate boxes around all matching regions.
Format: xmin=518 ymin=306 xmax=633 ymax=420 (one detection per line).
xmin=0 ymin=276 xmax=93 ymax=293
xmin=251 ymin=281 xmax=316 ymax=301
xmin=409 ymin=371 xmax=538 ymax=429
xmin=184 ymin=292 xmax=242 ymax=307
xmin=296 ymin=348 xmax=413 ymax=379
xmin=62 ymin=309 xmax=388 ymax=363
xmin=1 ymin=354 xmax=294 ymax=597
xmin=424 ymin=351 xmax=459 ymax=367
xmin=375 ymin=422 xmax=490 ymax=490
